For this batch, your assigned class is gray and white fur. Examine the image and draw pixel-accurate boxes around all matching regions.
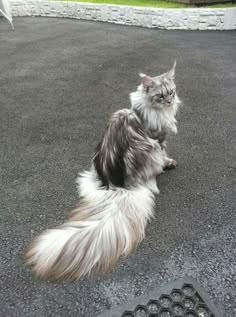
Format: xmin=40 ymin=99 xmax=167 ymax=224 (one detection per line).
xmin=130 ymin=61 xmax=180 ymax=168
xmin=26 ymin=63 xmax=180 ymax=280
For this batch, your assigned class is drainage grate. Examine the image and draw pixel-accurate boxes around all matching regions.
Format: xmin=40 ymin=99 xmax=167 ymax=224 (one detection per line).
xmin=97 ymin=277 xmax=220 ymax=317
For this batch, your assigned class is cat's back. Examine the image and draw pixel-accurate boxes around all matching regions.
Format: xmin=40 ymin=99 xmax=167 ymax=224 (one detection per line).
xmin=93 ymin=108 xmax=150 ymax=188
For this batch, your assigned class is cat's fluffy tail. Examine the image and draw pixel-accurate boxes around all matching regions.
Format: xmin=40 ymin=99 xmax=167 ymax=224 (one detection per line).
xmin=26 ymin=170 xmax=154 ymax=280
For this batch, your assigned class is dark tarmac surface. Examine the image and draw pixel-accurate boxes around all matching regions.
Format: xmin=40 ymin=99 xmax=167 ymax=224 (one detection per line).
xmin=0 ymin=17 xmax=235 ymax=317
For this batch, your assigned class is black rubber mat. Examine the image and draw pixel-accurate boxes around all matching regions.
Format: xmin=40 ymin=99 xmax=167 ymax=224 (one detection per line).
xmin=98 ymin=277 xmax=220 ymax=317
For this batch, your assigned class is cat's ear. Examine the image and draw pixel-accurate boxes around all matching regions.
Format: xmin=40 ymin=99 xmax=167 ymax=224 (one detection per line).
xmin=166 ymin=61 xmax=176 ymax=80
xmin=139 ymin=73 xmax=155 ymax=89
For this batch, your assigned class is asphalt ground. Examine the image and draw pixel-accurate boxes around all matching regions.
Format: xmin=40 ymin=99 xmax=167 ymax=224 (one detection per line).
xmin=0 ymin=17 xmax=235 ymax=317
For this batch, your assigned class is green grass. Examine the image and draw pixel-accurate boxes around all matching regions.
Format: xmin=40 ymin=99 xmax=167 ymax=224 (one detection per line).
xmin=57 ymin=0 xmax=236 ymax=9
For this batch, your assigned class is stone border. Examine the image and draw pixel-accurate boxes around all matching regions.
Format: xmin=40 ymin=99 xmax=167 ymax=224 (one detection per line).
xmin=7 ymin=0 xmax=236 ymax=30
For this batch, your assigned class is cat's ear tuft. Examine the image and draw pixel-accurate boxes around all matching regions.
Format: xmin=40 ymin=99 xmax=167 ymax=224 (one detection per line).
xmin=167 ymin=61 xmax=176 ymax=80
xmin=139 ymin=73 xmax=146 ymax=78
xmin=139 ymin=73 xmax=155 ymax=89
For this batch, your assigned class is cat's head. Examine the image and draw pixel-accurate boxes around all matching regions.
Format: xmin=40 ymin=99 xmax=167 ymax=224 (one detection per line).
xmin=140 ymin=62 xmax=177 ymax=110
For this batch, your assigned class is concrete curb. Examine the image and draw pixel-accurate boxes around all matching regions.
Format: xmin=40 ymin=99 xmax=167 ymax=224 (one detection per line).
xmin=8 ymin=0 xmax=236 ymax=30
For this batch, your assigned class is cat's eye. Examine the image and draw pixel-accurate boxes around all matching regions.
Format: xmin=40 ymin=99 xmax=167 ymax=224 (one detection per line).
xmin=156 ymin=93 xmax=163 ymax=99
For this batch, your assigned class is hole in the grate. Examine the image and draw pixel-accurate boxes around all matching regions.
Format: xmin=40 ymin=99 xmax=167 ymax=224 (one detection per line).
xmin=122 ymin=311 xmax=135 ymax=317
xmin=134 ymin=305 xmax=147 ymax=317
xmin=159 ymin=295 xmax=172 ymax=308
xmin=197 ymin=304 xmax=210 ymax=317
xmin=171 ymin=289 xmax=184 ymax=302
xmin=172 ymin=303 xmax=184 ymax=316
xmin=159 ymin=309 xmax=173 ymax=317
xmin=147 ymin=300 xmax=160 ymax=314
xmin=184 ymin=311 xmax=197 ymax=317
xmin=183 ymin=297 xmax=195 ymax=310
xmin=182 ymin=284 xmax=195 ymax=297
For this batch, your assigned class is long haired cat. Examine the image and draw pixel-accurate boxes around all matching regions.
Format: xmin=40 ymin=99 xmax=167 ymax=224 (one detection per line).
xmin=130 ymin=61 xmax=180 ymax=168
xmin=26 ymin=62 xmax=180 ymax=280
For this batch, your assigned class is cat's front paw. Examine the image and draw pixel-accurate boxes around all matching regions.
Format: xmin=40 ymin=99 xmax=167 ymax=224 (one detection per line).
xmin=165 ymin=159 xmax=177 ymax=169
